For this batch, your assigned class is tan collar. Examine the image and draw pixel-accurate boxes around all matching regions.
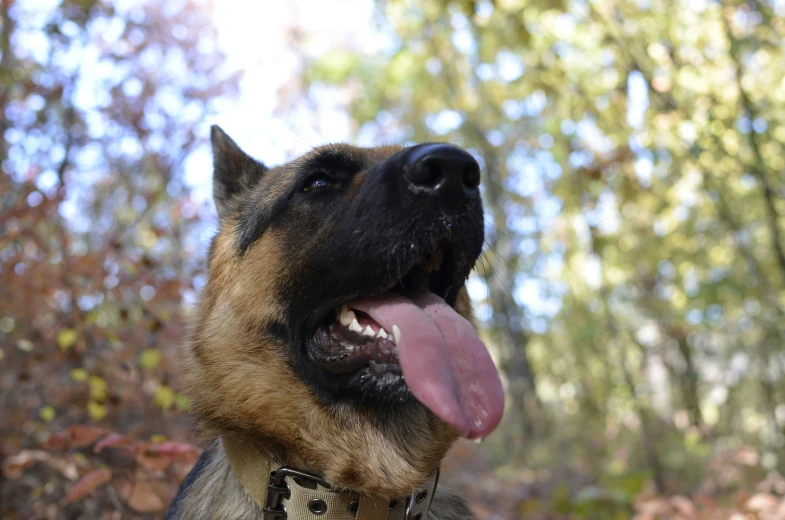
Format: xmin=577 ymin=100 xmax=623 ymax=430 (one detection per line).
xmin=223 ymin=436 xmax=439 ymax=520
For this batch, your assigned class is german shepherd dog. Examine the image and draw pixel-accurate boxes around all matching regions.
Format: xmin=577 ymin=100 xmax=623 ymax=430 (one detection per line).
xmin=165 ymin=127 xmax=504 ymax=519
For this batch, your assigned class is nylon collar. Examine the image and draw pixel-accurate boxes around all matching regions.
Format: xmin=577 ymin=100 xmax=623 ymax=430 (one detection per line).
xmin=223 ymin=436 xmax=439 ymax=520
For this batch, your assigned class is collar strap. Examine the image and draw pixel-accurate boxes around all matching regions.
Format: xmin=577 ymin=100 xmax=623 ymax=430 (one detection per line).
xmin=223 ymin=436 xmax=439 ymax=520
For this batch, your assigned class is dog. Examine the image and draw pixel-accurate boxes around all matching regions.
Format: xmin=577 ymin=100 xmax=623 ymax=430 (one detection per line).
xmin=165 ymin=126 xmax=505 ymax=520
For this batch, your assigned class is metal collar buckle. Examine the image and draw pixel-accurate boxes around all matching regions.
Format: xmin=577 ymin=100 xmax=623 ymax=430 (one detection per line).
xmin=403 ymin=469 xmax=439 ymax=520
xmin=263 ymin=467 xmax=331 ymax=520
xmin=262 ymin=465 xmax=438 ymax=520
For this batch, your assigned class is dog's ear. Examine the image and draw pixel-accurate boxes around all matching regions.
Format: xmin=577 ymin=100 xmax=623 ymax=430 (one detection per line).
xmin=211 ymin=125 xmax=268 ymax=219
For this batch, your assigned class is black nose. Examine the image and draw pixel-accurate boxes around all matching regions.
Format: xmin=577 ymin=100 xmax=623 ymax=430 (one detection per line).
xmin=403 ymin=144 xmax=481 ymax=197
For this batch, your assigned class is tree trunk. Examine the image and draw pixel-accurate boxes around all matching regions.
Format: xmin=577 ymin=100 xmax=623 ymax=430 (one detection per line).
xmin=470 ymin=122 xmax=541 ymax=442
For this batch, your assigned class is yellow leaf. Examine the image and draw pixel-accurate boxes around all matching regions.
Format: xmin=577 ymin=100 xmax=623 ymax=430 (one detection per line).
xmin=150 ymin=434 xmax=166 ymax=443
xmin=87 ymin=401 xmax=107 ymax=421
xmin=139 ymin=349 xmax=161 ymax=370
xmin=70 ymin=368 xmax=89 ymax=382
xmin=154 ymin=385 xmax=175 ymax=409
xmin=89 ymin=376 xmax=108 ymax=401
xmin=57 ymin=329 xmax=78 ymax=350
xmin=39 ymin=406 xmax=56 ymax=422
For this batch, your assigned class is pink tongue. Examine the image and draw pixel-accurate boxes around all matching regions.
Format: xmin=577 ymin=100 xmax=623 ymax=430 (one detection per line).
xmin=349 ymin=292 xmax=505 ymax=439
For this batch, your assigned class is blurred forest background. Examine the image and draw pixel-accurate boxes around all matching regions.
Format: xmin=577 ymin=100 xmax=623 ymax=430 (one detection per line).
xmin=2 ymin=0 xmax=785 ymax=518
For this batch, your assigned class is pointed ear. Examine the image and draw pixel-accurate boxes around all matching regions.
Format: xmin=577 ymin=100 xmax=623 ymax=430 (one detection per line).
xmin=211 ymin=125 xmax=267 ymax=219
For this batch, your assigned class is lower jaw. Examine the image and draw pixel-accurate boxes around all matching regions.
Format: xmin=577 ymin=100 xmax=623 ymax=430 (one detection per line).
xmin=307 ymin=342 xmax=411 ymax=404
xmin=336 ymin=357 xmax=409 ymax=398
xmin=353 ymin=371 xmax=410 ymax=403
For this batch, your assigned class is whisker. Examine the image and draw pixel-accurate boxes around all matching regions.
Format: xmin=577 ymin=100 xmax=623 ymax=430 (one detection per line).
xmin=479 ymin=241 xmax=514 ymax=296
xmin=484 ymin=222 xmax=515 ymax=240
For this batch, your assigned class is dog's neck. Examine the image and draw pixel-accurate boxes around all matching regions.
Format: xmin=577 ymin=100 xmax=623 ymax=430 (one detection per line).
xmin=222 ymin=435 xmax=439 ymax=520
xmin=165 ymin=437 xmax=477 ymax=520
xmin=201 ymin=435 xmax=437 ymax=520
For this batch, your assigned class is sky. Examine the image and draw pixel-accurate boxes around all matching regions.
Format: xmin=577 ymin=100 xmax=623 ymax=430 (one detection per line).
xmin=183 ymin=0 xmax=387 ymax=203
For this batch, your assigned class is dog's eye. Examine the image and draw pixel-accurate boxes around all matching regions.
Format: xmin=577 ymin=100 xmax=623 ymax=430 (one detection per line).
xmin=301 ymin=174 xmax=336 ymax=193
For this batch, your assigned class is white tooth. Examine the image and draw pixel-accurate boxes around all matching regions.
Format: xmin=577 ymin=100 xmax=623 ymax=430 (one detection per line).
xmin=349 ymin=318 xmax=363 ymax=333
xmin=378 ymin=328 xmax=388 ymax=339
xmin=392 ymin=325 xmax=401 ymax=345
xmin=362 ymin=325 xmax=375 ymax=336
xmin=340 ymin=305 xmax=356 ymax=326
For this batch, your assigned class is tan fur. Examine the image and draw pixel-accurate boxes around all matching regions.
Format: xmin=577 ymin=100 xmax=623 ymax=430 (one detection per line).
xmin=176 ymin=141 xmax=480 ymax=518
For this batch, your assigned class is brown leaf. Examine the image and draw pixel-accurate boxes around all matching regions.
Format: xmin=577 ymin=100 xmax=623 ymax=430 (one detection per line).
xmin=94 ymin=433 xmax=135 ymax=453
xmin=43 ymin=431 xmax=70 ymax=451
xmin=146 ymin=441 xmax=201 ymax=462
xmin=48 ymin=425 xmax=110 ymax=451
xmin=136 ymin=441 xmax=201 ymax=470
xmin=68 ymin=425 xmax=110 ymax=449
xmin=3 ymin=449 xmax=84 ymax=483
xmin=2 ymin=450 xmax=55 ymax=479
xmin=136 ymin=450 xmax=172 ymax=471
xmin=122 ymin=478 xmax=170 ymax=513
xmin=63 ymin=468 xmax=112 ymax=504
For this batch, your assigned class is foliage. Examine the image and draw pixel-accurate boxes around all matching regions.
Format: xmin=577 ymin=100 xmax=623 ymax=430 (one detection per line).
xmin=3 ymin=0 xmax=785 ymax=517
xmin=0 ymin=0 xmax=235 ymax=516
xmin=3 ymin=426 xmax=200 ymax=517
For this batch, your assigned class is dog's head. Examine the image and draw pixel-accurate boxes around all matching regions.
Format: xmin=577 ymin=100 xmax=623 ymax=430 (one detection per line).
xmin=185 ymin=126 xmax=504 ymax=496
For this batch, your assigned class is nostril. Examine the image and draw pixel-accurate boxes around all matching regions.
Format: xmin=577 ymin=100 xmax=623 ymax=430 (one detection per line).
xmin=463 ymin=163 xmax=481 ymax=189
xmin=404 ymin=144 xmax=481 ymax=196
xmin=408 ymin=158 xmax=443 ymax=188
xmin=424 ymin=160 xmax=443 ymax=186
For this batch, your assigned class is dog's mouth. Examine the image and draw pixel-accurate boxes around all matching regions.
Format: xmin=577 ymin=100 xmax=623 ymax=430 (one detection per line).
xmin=309 ymin=245 xmax=451 ymax=376
xmin=306 ymin=244 xmax=504 ymax=439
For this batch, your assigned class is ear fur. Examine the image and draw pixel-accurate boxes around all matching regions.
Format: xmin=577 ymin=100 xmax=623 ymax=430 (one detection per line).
xmin=211 ymin=125 xmax=267 ymax=219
